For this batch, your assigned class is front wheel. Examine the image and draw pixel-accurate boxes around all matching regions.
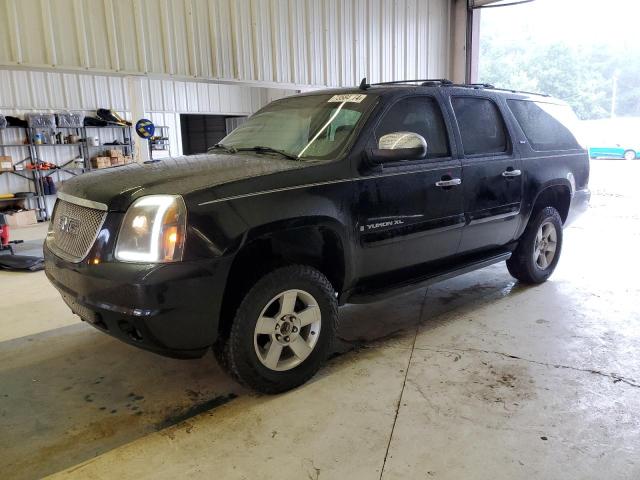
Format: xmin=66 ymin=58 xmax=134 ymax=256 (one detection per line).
xmin=507 ymin=206 xmax=563 ymax=284
xmin=624 ymin=150 xmax=637 ymax=161
xmin=216 ymin=265 xmax=337 ymax=394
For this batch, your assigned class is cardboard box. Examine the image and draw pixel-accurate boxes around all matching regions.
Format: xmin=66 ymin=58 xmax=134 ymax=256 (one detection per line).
xmin=91 ymin=156 xmax=111 ymax=169
xmin=109 ymin=149 xmax=123 ymax=158
xmin=0 ymin=155 xmax=12 ymax=172
xmin=5 ymin=209 xmax=38 ymax=227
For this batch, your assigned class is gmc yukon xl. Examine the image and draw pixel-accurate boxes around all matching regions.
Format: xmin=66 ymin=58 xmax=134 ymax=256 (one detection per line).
xmin=44 ymin=79 xmax=590 ymax=393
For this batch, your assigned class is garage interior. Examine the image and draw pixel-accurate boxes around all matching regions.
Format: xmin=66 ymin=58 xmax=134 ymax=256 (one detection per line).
xmin=1 ymin=1 xmax=639 ymax=479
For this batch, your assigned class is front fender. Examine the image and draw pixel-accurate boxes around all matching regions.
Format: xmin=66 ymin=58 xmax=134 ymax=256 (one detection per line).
xmin=241 ymin=215 xmax=354 ymax=290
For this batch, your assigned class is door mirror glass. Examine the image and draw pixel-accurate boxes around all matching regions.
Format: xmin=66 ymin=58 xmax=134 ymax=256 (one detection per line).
xmin=370 ymin=131 xmax=428 ymax=164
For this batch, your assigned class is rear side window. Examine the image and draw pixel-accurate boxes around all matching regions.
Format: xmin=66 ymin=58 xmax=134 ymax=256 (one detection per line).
xmin=375 ymin=96 xmax=450 ymax=158
xmin=507 ymin=100 xmax=582 ymax=151
xmin=451 ymin=97 xmax=508 ymax=155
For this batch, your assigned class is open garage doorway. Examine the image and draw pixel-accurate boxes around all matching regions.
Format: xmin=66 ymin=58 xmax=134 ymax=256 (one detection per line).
xmin=478 ymin=0 xmax=640 ymax=134
xmin=180 ymin=114 xmax=247 ymax=155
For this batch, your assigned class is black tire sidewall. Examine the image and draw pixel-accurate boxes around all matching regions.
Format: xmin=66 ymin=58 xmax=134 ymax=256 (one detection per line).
xmin=227 ymin=265 xmax=337 ymax=393
xmin=507 ymin=206 xmax=563 ymax=284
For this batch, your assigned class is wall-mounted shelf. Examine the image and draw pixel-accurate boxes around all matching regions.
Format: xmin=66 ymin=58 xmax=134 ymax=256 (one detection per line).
xmin=0 ymin=197 xmax=28 ymax=202
xmin=90 ymin=143 xmax=131 ymax=146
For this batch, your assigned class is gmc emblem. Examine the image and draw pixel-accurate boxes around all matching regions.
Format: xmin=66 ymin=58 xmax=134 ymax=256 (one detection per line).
xmin=58 ymin=215 xmax=80 ymax=235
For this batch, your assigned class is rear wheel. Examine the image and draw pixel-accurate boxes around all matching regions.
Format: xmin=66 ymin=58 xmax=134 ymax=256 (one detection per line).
xmin=624 ymin=149 xmax=636 ymax=161
xmin=506 ymin=206 xmax=563 ymax=284
xmin=215 ymin=265 xmax=337 ymax=394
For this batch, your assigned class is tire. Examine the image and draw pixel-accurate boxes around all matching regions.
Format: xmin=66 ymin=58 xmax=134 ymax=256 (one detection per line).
xmin=506 ymin=206 xmax=563 ymax=284
xmin=215 ymin=265 xmax=338 ymax=394
xmin=624 ymin=150 xmax=636 ymax=161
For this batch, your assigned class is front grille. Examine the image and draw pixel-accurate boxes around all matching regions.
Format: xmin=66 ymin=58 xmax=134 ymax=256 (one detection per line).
xmin=48 ymin=199 xmax=107 ymax=262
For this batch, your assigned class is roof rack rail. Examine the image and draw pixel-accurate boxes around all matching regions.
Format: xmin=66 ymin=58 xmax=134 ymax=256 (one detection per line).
xmin=485 ymin=86 xmax=551 ymax=97
xmin=466 ymin=83 xmax=496 ymax=89
xmin=358 ymin=77 xmax=452 ymax=90
xmin=442 ymin=82 xmax=551 ymax=97
xmin=357 ymin=77 xmax=550 ymax=97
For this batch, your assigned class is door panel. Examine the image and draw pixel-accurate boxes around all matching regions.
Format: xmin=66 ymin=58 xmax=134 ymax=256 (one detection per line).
xmin=356 ymin=161 xmax=464 ymax=278
xmin=354 ymin=94 xmax=464 ymax=279
xmin=458 ymin=157 xmax=523 ymax=251
xmin=449 ymin=95 xmax=523 ymax=253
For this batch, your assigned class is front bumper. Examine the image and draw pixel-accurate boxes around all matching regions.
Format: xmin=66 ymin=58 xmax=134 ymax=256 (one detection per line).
xmin=565 ymin=188 xmax=590 ymax=226
xmin=44 ymin=243 xmax=231 ymax=358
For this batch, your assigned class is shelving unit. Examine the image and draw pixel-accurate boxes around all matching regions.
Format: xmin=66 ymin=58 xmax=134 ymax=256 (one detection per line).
xmin=149 ymin=126 xmax=170 ymax=159
xmin=84 ymin=125 xmax=134 ymax=160
xmin=30 ymin=127 xmax=85 ymax=218
xmin=0 ymin=126 xmax=47 ymax=220
xmin=0 ymin=123 xmax=134 ymax=221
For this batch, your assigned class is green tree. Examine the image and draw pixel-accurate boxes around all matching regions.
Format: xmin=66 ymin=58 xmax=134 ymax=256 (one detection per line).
xmin=479 ymin=36 xmax=640 ymax=120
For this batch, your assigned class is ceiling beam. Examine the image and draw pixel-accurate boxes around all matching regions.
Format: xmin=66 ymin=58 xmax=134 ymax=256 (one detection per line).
xmin=469 ymin=0 xmax=504 ymax=6
xmin=470 ymin=0 xmax=535 ymax=8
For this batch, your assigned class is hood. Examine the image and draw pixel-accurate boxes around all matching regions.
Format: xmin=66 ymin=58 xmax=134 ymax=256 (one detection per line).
xmin=60 ymin=153 xmax=308 ymax=211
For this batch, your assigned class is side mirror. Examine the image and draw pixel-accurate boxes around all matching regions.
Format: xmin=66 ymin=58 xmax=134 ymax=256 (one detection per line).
xmin=368 ymin=132 xmax=428 ymax=164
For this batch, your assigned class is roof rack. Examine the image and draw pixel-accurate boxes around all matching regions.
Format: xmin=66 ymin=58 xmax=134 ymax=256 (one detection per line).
xmin=359 ymin=77 xmax=452 ymax=90
xmin=466 ymin=83 xmax=496 ymax=89
xmin=484 ymin=86 xmax=551 ymax=97
xmin=451 ymin=82 xmax=550 ymax=97
xmin=358 ymin=77 xmax=549 ymax=97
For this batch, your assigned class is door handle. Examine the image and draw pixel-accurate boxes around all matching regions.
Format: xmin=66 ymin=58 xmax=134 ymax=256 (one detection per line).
xmin=501 ymin=169 xmax=522 ymax=177
xmin=435 ymin=178 xmax=462 ymax=187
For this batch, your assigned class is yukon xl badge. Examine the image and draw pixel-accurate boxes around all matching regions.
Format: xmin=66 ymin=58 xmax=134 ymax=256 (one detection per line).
xmin=359 ymin=219 xmax=405 ymax=232
xmin=58 ymin=215 xmax=80 ymax=235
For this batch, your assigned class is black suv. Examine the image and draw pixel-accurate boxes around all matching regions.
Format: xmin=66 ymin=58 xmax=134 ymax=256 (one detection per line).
xmin=44 ymin=80 xmax=590 ymax=393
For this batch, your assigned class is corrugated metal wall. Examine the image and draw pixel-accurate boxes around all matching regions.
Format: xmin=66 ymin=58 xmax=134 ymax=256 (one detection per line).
xmin=0 ymin=68 xmax=290 ymax=204
xmin=0 ymin=0 xmax=452 ymax=87
xmin=0 ymin=0 xmax=453 ymax=204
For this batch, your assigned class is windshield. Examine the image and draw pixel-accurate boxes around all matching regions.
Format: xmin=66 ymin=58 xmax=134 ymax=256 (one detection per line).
xmin=216 ymin=93 xmax=377 ymax=161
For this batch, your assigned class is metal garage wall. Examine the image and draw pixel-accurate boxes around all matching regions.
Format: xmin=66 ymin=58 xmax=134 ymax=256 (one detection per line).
xmin=0 ymin=0 xmax=452 ymax=87
xmin=0 ymin=68 xmax=290 ymax=205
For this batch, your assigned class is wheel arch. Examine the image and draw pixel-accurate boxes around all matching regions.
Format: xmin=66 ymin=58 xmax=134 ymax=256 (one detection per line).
xmin=529 ymin=182 xmax=572 ymax=225
xmin=218 ymin=217 xmax=348 ymax=338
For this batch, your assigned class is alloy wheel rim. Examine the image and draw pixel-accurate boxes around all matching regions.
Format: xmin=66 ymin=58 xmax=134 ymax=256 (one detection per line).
xmin=533 ymin=221 xmax=557 ymax=270
xmin=253 ymin=289 xmax=322 ymax=372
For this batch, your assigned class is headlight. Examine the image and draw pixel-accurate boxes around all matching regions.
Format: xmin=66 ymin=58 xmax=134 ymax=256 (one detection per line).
xmin=115 ymin=195 xmax=187 ymax=262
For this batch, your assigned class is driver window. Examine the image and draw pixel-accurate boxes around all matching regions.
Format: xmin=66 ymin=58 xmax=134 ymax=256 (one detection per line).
xmin=375 ymin=97 xmax=450 ymax=158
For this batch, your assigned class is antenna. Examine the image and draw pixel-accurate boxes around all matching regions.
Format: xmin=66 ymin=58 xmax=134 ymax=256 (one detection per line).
xmin=359 ymin=77 xmax=370 ymax=90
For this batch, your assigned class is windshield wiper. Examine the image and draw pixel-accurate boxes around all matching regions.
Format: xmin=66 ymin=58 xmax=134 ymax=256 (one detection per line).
xmin=210 ymin=143 xmax=237 ymax=154
xmin=235 ymin=146 xmax=299 ymax=161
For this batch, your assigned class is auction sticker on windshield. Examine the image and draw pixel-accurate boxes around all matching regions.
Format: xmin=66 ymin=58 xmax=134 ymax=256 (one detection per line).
xmin=328 ymin=94 xmax=367 ymax=103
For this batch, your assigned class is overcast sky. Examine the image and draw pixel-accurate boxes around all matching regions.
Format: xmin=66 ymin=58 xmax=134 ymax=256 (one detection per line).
xmin=481 ymin=0 xmax=640 ymax=49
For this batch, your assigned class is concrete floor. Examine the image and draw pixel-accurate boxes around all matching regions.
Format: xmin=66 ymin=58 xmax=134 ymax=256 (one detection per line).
xmin=1 ymin=161 xmax=639 ymax=479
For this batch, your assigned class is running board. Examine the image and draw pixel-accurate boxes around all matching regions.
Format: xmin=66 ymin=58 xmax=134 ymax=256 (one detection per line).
xmin=343 ymin=251 xmax=512 ymax=305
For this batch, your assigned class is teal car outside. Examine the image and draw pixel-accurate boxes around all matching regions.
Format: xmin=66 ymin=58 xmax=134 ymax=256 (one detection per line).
xmin=589 ymin=145 xmax=638 ymax=160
